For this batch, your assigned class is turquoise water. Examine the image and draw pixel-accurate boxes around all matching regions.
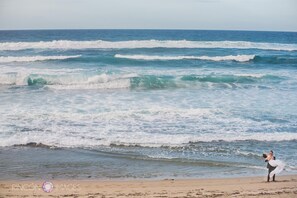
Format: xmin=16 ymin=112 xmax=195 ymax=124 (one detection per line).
xmin=0 ymin=30 xmax=297 ymax=180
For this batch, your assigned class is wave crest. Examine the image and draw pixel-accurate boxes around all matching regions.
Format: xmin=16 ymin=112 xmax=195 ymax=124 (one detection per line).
xmin=115 ymin=54 xmax=255 ymax=62
xmin=0 ymin=55 xmax=81 ymax=63
xmin=0 ymin=71 xmax=282 ymax=90
xmin=1 ymin=40 xmax=296 ymax=51
xmin=3 ymin=133 xmax=297 ymax=148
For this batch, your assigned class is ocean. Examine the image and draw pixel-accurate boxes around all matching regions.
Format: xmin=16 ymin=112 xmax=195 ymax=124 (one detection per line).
xmin=0 ymin=30 xmax=297 ymax=180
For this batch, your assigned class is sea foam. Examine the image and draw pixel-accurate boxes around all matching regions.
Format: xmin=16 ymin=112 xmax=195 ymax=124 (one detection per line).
xmin=0 ymin=40 xmax=296 ymax=51
xmin=0 ymin=55 xmax=81 ymax=63
xmin=115 ymin=54 xmax=255 ymax=62
xmin=2 ymin=131 xmax=297 ymax=148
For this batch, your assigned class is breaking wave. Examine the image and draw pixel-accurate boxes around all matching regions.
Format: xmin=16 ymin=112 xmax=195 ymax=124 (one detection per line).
xmin=2 ymin=133 xmax=297 ymax=148
xmin=0 ymin=55 xmax=81 ymax=63
xmin=115 ymin=54 xmax=255 ymax=62
xmin=0 ymin=71 xmax=282 ymax=90
xmin=1 ymin=40 xmax=297 ymax=51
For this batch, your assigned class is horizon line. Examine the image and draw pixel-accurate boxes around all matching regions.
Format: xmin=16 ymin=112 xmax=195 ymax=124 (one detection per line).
xmin=0 ymin=28 xmax=296 ymax=33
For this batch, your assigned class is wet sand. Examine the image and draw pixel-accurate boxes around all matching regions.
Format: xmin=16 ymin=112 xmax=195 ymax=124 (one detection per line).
xmin=1 ymin=175 xmax=297 ymax=197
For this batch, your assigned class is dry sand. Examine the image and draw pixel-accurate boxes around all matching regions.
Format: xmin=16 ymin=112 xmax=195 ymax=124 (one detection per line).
xmin=1 ymin=175 xmax=297 ymax=198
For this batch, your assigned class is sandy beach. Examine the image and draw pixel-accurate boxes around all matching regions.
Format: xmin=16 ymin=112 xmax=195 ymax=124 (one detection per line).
xmin=1 ymin=175 xmax=296 ymax=198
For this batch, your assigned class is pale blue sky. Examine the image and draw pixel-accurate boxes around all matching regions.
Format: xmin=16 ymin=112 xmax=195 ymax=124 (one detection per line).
xmin=0 ymin=0 xmax=296 ymax=31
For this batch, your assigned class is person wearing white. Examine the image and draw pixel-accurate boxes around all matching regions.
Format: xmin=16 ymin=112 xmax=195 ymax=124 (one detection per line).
xmin=263 ymin=150 xmax=285 ymax=182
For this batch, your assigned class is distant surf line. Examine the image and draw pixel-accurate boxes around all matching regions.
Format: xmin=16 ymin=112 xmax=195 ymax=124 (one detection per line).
xmin=0 ymin=55 xmax=81 ymax=63
xmin=0 ymin=40 xmax=296 ymax=51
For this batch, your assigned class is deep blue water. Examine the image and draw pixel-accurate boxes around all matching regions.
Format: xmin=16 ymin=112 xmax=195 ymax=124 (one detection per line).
xmin=0 ymin=30 xmax=297 ymax=180
xmin=1 ymin=29 xmax=297 ymax=43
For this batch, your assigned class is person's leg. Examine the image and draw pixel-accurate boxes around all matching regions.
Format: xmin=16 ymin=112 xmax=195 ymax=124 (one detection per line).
xmin=268 ymin=166 xmax=276 ymax=182
xmin=271 ymin=166 xmax=276 ymax=181
xmin=273 ymin=174 xmax=275 ymax=181
xmin=266 ymin=163 xmax=270 ymax=182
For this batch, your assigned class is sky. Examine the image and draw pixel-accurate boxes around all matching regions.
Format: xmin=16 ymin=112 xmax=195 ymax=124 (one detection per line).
xmin=0 ymin=0 xmax=296 ymax=31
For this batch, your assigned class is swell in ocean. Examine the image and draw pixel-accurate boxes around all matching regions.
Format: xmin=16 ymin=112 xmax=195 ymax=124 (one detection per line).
xmin=2 ymin=54 xmax=297 ymax=66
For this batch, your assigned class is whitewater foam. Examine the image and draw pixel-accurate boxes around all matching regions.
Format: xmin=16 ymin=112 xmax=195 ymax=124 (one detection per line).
xmin=1 ymin=131 xmax=297 ymax=148
xmin=115 ymin=54 xmax=255 ymax=62
xmin=234 ymin=74 xmax=266 ymax=78
xmin=1 ymin=40 xmax=296 ymax=51
xmin=0 ymin=55 xmax=81 ymax=63
xmin=1 ymin=103 xmax=296 ymax=148
xmin=47 ymin=79 xmax=131 ymax=90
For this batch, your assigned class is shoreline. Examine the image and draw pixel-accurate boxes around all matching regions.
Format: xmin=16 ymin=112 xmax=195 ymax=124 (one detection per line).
xmin=1 ymin=175 xmax=296 ymax=197
xmin=1 ymin=171 xmax=296 ymax=182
